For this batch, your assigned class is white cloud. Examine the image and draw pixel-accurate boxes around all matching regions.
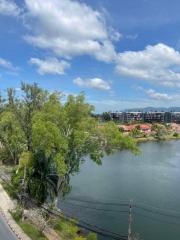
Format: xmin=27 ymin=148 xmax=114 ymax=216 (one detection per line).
xmin=29 ymin=57 xmax=70 ymax=75
xmin=126 ymin=34 xmax=138 ymax=40
xmin=116 ymin=43 xmax=180 ymax=87
xmin=0 ymin=0 xmax=21 ymax=16
xmin=73 ymin=77 xmax=111 ymax=91
xmin=0 ymin=57 xmax=18 ymax=72
xmin=24 ymin=0 xmax=117 ymax=63
xmin=145 ymin=89 xmax=173 ymax=101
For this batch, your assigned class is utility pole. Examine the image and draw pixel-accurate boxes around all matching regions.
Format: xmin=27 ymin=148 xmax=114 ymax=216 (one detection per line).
xmin=128 ymin=200 xmax=133 ymax=240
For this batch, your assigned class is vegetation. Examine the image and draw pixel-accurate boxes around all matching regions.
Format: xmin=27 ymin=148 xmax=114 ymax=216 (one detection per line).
xmin=0 ymin=83 xmax=138 ymax=206
xmin=173 ymin=132 xmax=179 ymax=137
xmin=11 ymin=207 xmax=47 ymax=240
xmin=49 ymin=217 xmax=97 ymax=240
xmin=151 ymin=123 xmax=168 ymax=140
xmin=129 ymin=127 xmax=142 ymax=138
xmin=1 ymin=180 xmax=18 ymax=199
xmin=102 ymin=112 xmax=111 ymax=121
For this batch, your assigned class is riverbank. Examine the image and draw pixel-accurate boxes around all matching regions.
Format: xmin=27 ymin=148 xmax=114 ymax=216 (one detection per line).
xmin=0 ymin=170 xmax=97 ymax=240
xmin=135 ymin=134 xmax=180 ymax=143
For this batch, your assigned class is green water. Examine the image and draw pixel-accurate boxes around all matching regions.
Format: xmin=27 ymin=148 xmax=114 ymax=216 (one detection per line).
xmin=59 ymin=140 xmax=180 ymax=240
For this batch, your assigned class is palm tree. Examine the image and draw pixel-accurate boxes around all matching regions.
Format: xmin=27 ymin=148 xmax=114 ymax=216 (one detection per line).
xmin=27 ymin=150 xmax=59 ymax=204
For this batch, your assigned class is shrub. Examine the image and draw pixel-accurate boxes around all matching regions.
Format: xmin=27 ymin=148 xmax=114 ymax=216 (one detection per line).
xmin=87 ymin=233 xmax=97 ymax=240
xmin=10 ymin=207 xmax=23 ymax=222
xmin=74 ymin=237 xmax=86 ymax=240
xmin=54 ymin=219 xmax=78 ymax=239
xmin=173 ymin=132 xmax=179 ymax=137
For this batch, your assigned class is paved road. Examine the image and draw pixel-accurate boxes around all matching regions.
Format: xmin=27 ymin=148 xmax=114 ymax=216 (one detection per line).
xmin=0 ymin=214 xmax=17 ymax=240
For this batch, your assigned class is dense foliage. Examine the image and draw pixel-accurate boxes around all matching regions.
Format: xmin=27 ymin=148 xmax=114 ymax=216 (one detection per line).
xmin=0 ymin=83 xmax=138 ymax=204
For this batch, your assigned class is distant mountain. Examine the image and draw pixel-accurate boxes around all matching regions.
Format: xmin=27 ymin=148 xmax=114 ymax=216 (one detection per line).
xmin=123 ymin=107 xmax=180 ymax=112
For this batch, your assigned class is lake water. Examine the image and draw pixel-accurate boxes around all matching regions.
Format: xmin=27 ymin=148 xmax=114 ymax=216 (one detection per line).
xmin=59 ymin=140 xmax=180 ymax=240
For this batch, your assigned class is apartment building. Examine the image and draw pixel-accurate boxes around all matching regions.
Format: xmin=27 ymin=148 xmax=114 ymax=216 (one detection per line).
xmin=108 ymin=111 xmax=180 ymax=124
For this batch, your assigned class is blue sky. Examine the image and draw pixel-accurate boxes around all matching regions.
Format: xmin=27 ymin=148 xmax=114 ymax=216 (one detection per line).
xmin=0 ymin=0 xmax=180 ymax=112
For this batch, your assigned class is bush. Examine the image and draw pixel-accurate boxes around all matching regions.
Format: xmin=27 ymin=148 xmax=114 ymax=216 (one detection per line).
xmin=173 ymin=132 xmax=179 ymax=137
xmin=74 ymin=237 xmax=86 ymax=240
xmin=62 ymin=223 xmax=78 ymax=239
xmin=52 ymin=217 xmax=97 ymax=240
xmin=54 ymin=219 xmax=78 ymax=239
xmin=11 ymin=207 xmax=23 ymax=222
xmin=87 ymin=233 xmax=97 ymax=240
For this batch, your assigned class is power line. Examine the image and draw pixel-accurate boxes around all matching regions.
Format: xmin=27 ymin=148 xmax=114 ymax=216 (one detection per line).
xmin=134 ymin=204 xmax=180 ymax=220
xmin=0 ymin=178 xmax=128 ymax=240
xmin=3 ymin=177 xmax=180 ymax=237
xmin=65 ymin=196 xmax=129 ymax=206
xmin=134 ymin=200 xmax=180 ymax=215
xmin=61 ymin=200 xmax=129 ymax=213
xmin=43 ymin=207 xmax=126 ymax=237
xmin=42 ymin=205 xmax=128 ymax=240
xmin=78 ymin=218 xmax=128 ymax=239
xmin=134 ymin=210 xmax=180 ymax=226
xmin=66 ymin=195 xmax=180 ymax=219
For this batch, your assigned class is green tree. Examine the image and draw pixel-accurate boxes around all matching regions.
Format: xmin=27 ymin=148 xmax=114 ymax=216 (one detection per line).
xmin=0 ymin=111 xmax=26 ymax=164
xmin=130 ymin=128 xmax=142 ymax=138
xmin=152 ymin=124 xmax=167 ymax=140
xmin=29 ymin=93 xmax=138 ymax=203
xmin=1 ymin=84 xmax=139 ymax=204
xmin=102 ymin=112 xmax=111 ymax=121
xmin=15 ymin=83 xmax=48 ymax=151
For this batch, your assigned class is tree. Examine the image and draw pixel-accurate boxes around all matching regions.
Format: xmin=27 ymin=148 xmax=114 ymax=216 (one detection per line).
xmin=0 ymin=111 xmax=26 ymax=164
xmin=129 ymin=128 xmax=142 ymax=138
xmin=102 ymin=112 xmax=111 ymax=121
xmin=0 ymin=84 xmax=139 ymax=205
xmin=15 ymin=83 xmax=48 ymax=151
xmin=152 ymin=124 xmax=167 ymax=140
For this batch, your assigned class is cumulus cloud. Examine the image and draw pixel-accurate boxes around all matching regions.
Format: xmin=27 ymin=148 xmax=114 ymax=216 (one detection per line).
xmin=145 ymin=89 xmax=173 ymax=101
xmin=23 ymin=0 xmax=117 ymax=63
xmin=0 ymin=57 xmax=18 ymax=72
xmin=73 ymin=77 xmax=111 ymax=91
xmin=29 ymin=57 xmax=70 ymax=75
xmin=116 ymin=43 xmax=180 ymax=87
xmin=0 ymin=0 xmax=21 ymax=16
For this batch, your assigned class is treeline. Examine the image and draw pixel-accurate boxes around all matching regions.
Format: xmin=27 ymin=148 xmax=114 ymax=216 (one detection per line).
xmin=0 ymin=83 xmax=138 ymax=205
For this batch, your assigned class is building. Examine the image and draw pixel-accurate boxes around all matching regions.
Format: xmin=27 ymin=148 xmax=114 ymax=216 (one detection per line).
xmin=105 ymin=111 xmax=180 ymax=124
xmin=110 ymin=112 xmax=144 ymax=123
xmin=164 ymin=112 xmax=172 ymax=123
xmin=110 ymin=112 xmax=125 ymax=122
xmin=143 ymin=112 xmax=164 ymax=123
xmin=171 ymin=112 xmax=180 ymax=123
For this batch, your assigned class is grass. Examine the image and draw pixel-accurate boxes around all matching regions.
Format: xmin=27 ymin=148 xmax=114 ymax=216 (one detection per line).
xmin=19 ymin=222 xmax=47 ymax=240
xmin=50 ymin=218 xmax=78 ymax=239
xmin=11 ymin=208 xmax=47 ymax=240
xmin=1 ymin=181 xmax=18 ymax=199
xmin=49 ymin=218 xmax=97 ymax=240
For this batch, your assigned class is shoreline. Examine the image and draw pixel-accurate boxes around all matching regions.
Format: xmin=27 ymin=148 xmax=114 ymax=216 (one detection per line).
xmin=135 ymin=135 xmax=180 ymax=143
